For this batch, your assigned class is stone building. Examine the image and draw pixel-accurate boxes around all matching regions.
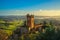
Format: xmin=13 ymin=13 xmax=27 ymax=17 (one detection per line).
xmin=26 ymin=14 xmax=43 ymax=31
xmin=27 ymin=14 xmax=34 ymax=30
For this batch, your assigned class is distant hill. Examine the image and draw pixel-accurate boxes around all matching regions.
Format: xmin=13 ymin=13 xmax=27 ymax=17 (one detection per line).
xmin=0 ymin=15 xmax=60 ymax=21
xmin=0 ymin=16 xmax=60 ymax=29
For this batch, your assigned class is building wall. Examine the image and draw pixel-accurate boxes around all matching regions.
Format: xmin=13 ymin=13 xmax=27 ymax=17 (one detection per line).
xmin=30 ymin=16 xmax=34 ymax=29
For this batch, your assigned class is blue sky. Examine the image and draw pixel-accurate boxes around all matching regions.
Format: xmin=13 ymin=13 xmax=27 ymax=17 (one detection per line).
xmin=0 ymin=0 xmax=60 ymax=16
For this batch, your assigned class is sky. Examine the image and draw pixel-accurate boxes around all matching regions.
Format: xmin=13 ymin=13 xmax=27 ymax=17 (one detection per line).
xmin=0 ymin=0 xmax=60 ymax=16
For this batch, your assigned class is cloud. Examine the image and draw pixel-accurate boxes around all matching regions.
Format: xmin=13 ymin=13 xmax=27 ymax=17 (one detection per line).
xmin=0 ymin=10 xmax=60 ymax=16
xmin=0 ymin=10 xmax=29 ymax=16
xmin=32 ymin=10 xmax=60 ymax=16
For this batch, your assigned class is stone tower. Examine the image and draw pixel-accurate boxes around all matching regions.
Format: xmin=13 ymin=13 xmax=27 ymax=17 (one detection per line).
xmin=27 ymin=14 xmax=34 ymax=30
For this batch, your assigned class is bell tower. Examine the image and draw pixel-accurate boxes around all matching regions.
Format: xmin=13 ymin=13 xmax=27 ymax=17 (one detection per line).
xmin=27 ymin=14 xmax=34 ymax=30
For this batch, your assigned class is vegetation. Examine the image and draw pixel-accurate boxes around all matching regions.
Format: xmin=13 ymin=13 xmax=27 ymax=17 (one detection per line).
xmin=0 ymin=19 xmax=60 ymax=40
xmin=0 ymin=19 xmax=24 ymax=40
